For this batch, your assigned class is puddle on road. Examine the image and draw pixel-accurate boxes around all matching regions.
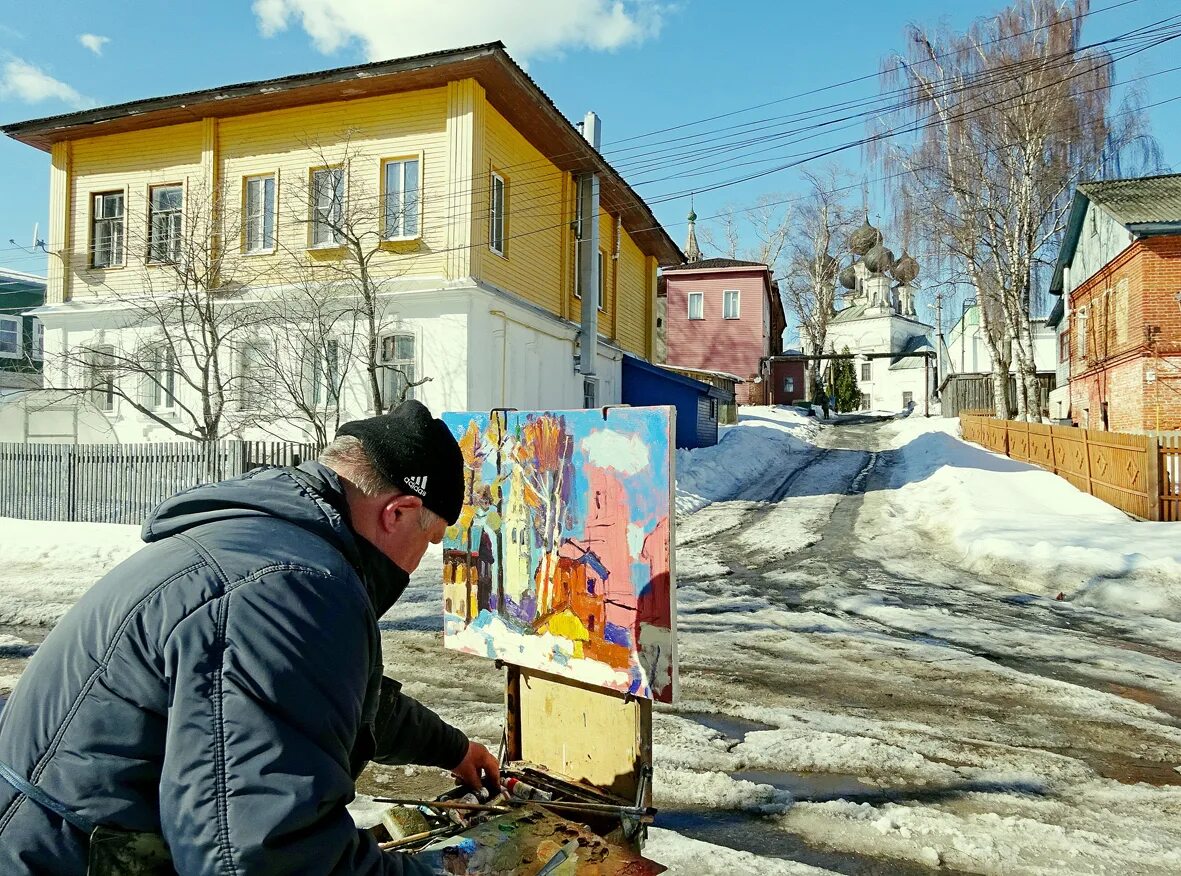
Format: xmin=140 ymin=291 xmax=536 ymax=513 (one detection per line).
xmin=684 ymin=712 xmax=774 ymax=742
xmin=732 ymin=769 xmax=881 ymax=802
xmin=656 ymin=808 xmax=967 ymax=876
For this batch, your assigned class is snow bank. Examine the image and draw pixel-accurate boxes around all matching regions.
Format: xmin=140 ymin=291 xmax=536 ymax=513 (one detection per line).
xmin=869 ymin=418 xmax=1181 ymax=621
xmin=646 ymin=828 xmax=838 ymax=875
xmin=0 ymin=517 xmax=143 ymax=626
xmin=676 ymin=407 xmax=821 ymax=515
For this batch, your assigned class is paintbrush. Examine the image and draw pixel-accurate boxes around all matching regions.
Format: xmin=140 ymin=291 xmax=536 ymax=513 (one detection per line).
xmin=370 ymin=796 xmax=512 ymax=813
xmin=377 ymin=825 xmax=456 ymax=851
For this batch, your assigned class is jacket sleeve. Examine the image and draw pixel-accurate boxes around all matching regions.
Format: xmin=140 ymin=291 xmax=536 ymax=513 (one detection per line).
xmin=373 ymin=677 xmax=469 ymax=770
xmin=159 ymin=565 xmax=436 ymax=875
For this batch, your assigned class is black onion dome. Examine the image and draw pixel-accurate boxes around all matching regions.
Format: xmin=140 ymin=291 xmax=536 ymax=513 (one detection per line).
xmin=863 ymin=243 xmax=895 ymax=275
xmin=893 ymin=251 xmax=920 ymax=284
xmin=838 ymin=263 xmax=857 ymax=290
xmin=849 ymin=218 xmax=881 ymax=256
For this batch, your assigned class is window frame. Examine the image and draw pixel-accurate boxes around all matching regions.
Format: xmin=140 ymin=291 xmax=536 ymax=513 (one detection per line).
xmin=0 ymin=315 xmax=22 ymax=359
xmin=90 ymin=190 xmax=126 ymax=269
xmin=489 ymin=170 xmax=507 ymax=257
xmin=142 ymin=345 xmax=177 ymax=412
xmin=380 ymin=331 xmax=418 ymax=406
xmin=687 ymin=291 xmax=704 ymax=321
xmin=89 ymin=344 xmax=117 ymax=413
xmin=860 ymin=361 xmax=872 ymax=382
xmin=306 ymin=337 xmax=342 ymax=409
xmin=236 ymin=337 xmax=273 ymax=412
xmin=597 ymin=250 xmax=606 ymax=312
xmin=381 ymin=155 xmax=423 ymax=242
xmin=1077 ymin=307 xmax=1088 ymax=358
xmin=243 ymin=172 xmax=278 ymax=255
xmin=722 ymin=289 xmax=741 ymax=320
xmin=31 ymin=319 xmax=43 ymax=361
xmin=147 ymin=183 xmax=184 ymax=265
xmin=309 ymin=166 xmax=346 ymax=249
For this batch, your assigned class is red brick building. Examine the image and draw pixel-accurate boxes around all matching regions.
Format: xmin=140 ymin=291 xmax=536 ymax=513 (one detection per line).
xmin=1049 ymin=175 xmax=1181 ymax=432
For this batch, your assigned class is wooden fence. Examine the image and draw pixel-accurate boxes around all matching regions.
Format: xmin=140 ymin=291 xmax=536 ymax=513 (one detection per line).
xmin=959 ymin=414 xmax=1177 ymax=521
xmin=940 ymin=373 xmax=1057 ymax=418
xmin=1156 ymin=433 xmax=1181 ymax=522
xmin=0 ymin=440 xmax=321 ymax=524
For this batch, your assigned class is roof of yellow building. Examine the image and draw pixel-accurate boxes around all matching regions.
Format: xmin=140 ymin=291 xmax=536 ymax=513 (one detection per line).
xmin=2 ymin=42 xmax=683 ymax=266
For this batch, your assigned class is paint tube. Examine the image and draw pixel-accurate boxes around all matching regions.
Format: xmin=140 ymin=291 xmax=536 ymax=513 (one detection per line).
xmin=445 ymin=793 xmax=482 ymax=828
xmin=505 ymin=777 xmax=554 ymax=802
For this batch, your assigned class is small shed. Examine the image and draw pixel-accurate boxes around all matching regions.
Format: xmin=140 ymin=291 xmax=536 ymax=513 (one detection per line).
xmin=621 ymin=355 xmax=733 ymax=449
xmin=658 ymin=365 xmax=741 ymax=424
xmin=767 ymin=358 xmax=808 ymax=406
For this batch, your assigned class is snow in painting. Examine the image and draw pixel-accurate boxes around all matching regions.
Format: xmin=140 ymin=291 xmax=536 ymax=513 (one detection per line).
xmin=440 ymin=406 xmax=677 ymax=702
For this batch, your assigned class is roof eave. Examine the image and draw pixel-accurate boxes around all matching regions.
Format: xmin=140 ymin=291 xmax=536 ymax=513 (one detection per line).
xmin=1050 ymin=190 xmax=1092 ymax=296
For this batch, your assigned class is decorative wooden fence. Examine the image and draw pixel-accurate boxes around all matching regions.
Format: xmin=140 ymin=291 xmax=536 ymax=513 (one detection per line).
xmin=959 ymin=414 xmax=1173 ymax=521
xmin=1156 ymin=433 xmax=1181 ymax=522
xmin=0 ymin=440 xmax=320 ymax=525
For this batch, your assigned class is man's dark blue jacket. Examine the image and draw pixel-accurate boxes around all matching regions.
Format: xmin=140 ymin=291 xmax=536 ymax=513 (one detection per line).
xmin=0 ymin=462 xmax=467 ymax=874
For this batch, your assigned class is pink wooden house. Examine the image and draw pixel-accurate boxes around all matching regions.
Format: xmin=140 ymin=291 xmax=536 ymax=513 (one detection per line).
xmin=660 ymin=221 xmax=786 ymax=404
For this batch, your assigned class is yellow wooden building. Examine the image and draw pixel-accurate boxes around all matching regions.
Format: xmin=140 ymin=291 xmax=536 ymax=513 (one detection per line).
xmin=3 ymin=43 xmax=682 ymax=441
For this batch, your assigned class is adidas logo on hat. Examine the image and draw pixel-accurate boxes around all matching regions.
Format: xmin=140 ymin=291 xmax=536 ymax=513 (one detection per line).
xmin=404 ymin=475 xmax=428 ymax=496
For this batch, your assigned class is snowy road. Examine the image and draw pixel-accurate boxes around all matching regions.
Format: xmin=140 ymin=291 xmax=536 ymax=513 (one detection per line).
xmin=2 ymin=411 xmax=1180 ymax=874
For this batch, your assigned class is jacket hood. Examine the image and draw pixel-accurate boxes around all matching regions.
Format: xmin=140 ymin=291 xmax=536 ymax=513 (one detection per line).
xmin=142 ymin=462 xmax=411 ymax=614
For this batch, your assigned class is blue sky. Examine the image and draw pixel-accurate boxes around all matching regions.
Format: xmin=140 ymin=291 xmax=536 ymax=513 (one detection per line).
xmin=1 ymin=0 xmax=1179 ymax=294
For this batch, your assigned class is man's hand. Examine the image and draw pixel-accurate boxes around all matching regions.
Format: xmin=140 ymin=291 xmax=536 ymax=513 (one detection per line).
xmin=451 ymin=741 xmax=500 ymax=792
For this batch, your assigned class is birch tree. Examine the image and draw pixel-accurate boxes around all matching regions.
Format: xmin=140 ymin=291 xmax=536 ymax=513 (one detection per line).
xmin=878 ymin=0 xmax=1160 ymax=419
xmin=781 ymin=169 xmax=858 ymax=396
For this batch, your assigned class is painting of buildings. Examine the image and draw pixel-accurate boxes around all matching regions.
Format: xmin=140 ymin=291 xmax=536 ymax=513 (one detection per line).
xmin=441 ymin=406 xmax=677 ymax=703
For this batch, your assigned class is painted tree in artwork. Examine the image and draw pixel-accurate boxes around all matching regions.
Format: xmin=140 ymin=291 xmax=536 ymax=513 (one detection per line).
xmin=511 ymin=414 xmax=575 ymax=616
xmin=457 ymin=420 xmax=489 ymax=622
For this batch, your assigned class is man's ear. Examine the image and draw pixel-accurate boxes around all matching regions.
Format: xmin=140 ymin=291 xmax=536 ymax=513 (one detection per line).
xmin=380 ymin=494 xmax=422 ymax=532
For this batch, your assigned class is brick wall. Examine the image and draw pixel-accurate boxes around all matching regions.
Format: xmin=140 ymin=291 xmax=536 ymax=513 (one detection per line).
xmin=1067 ymin=234 xmax=1181 ymax=431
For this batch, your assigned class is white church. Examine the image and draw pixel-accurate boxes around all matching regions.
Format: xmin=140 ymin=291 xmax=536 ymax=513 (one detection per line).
xmin=811 ymin=218 xmax=935 ymax=413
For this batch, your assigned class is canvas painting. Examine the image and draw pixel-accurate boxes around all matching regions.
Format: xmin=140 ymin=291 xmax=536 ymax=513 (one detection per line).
xmin=441 ymin=406 xmax=677 ymax=703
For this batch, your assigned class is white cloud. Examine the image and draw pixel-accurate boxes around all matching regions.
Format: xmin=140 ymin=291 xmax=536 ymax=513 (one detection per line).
xmin=0 ymin=58 xmax=91 ymax=108
xmin=582 ymin=428 xmax=650 ymax=475
xmin=78 ymin=34 xmax=110 ymax=56
xmin=252 ymin=0 xmax=668 ymax=62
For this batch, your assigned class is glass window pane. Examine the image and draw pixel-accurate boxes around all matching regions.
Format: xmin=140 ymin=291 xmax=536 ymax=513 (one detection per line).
xmin=394 ymin=334 xmax=414 ymax=360
xmin=263 ymin=177 xmax=275 ymax=247
xmin=404 ymin=160 xmax=419 ymax=236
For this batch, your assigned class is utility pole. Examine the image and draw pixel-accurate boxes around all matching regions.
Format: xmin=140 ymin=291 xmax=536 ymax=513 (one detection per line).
xmin=934 ymin=291 xmax=944 ymax=387
xmin=576 ymin=111 xmax=601 ymax=407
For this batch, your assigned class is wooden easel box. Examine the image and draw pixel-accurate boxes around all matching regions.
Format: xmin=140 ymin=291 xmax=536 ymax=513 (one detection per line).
xmin=503 ymin=665 xmax=653 ymax=813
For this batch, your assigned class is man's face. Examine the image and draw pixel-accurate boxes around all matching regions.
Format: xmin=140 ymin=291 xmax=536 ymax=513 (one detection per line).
xmin=377 ymin=495 xmax=448 ymax=573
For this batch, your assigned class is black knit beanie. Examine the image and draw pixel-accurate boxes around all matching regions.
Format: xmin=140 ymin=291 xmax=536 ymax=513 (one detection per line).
xmin=336 ymin=400 xmax=464 ymax=525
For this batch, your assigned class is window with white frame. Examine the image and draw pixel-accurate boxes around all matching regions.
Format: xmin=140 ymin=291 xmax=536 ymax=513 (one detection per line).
xmin=92 ymin=192 xmax=125 ymax=268
xmin=244 ymin=175 xmax=276 ymax=253
xmin=311 ymin=168 xmax=345 ymax=247
xmin=381 ymin=333 xmax=416 ymax=407
xmin=305 ymin=338 xmax=341 ymax=408
xmin=0 ymin=316 xmax=20 ymax=359
xmin=687 ymin=291 xmax=704 ymax=320
xmin=142 ymin=346 xmax=176 ymax=411
xmin=89 ymin=344 xmax=116 ymax=412
xmin=489 ymin=171 xmax=506 ymax=255
xmin=148 ymin=185 xmax=183 ymax=263
xmin=383 ymin=158 xmax=421 ymax=239
xmin=723 ymin=290 xmax=740 ymax=319
xmin=31 ymin=319 xmax=43 ymax=361
xmin=237 ymin=338 xmax=272 ymax=411
xmin=860 ymin=361 xmax=872 ymax=381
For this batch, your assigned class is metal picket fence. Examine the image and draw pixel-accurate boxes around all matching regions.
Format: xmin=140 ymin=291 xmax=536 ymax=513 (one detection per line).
xmin=0 ymin=440 xmax=320 ymax=524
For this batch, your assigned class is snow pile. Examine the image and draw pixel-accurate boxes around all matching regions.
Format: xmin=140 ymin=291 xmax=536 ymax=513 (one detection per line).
xmin=646 ymin=828 xmax=838 ymax=875
xmin=0 ymin=517 xmax=143 ymax=626
xmin=865 ymin=418 xmax=1181 ymax=621
xmin=675 ymin=407 xmax=821 ymax=515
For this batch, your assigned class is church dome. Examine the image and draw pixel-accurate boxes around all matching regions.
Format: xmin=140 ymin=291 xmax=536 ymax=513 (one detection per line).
xmin=849 ymin=217 xmax=881 ymax=255
xmin=893 ymin=250 xmax=920 ymax=284
xmin=863 ymin=243 xmax=895 ymax=275
xmin=838 ymin=263 xmax=857 ymax=290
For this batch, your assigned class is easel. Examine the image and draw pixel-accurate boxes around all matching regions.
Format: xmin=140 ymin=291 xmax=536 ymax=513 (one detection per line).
xmin=503 ymin=665 xmax=653 ymax=845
